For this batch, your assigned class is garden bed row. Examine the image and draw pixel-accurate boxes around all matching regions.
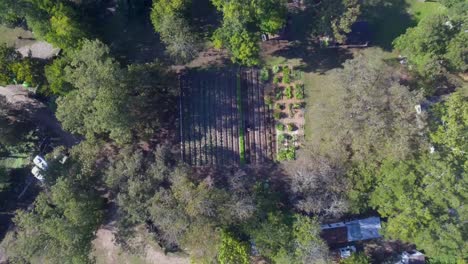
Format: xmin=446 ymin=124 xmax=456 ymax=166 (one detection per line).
xmin=179 ymin=69 xmax=275 ymax=166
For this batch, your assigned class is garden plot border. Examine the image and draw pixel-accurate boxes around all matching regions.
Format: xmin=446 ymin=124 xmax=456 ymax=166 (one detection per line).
xmin=179 ymin=68 xmax=275 ymax=167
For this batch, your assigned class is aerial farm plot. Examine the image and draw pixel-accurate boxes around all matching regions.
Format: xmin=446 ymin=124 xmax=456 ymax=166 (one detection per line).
xmin=179 ymin=68 xmax=275 ymax=166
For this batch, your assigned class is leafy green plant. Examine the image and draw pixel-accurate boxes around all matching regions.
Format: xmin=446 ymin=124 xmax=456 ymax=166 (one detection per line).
xmin=273 ymin=110 xmax=282 ymax=120
xmin=277 ymin=146 xmax=295 ymax=161
xmin=273 ymin=75 xmax=280 ymax=84
xmin=292 ymin=103 xmax=303 ymax=109
xmin=282 ymin=66 xmax=290 ymax=84
xmin=272 ymin=65 xmax=281 ymax=74
xmin=295 ymin=84 xmax=304 ymax=99
xmin=275 ymin=89 xmax=282 ymax=100
xmin=260 ymin=68 xmax=270 ymax=82
xmin=285 ymin=86 xmax=293 ymax=99
xmin=287 ymin=123 xmax=295 ymax=131
xmin=218 ymin=231 xmax=250 ymax=264
xmin=278 ymin=133 xmax=286 ymax=144
xmin=264 ymin=95 xmax=273 ymax=107
xmin=276 ymin=123 xmax=285 ymax=131
xmin=236 ymin=73 xmax=245 ymax=164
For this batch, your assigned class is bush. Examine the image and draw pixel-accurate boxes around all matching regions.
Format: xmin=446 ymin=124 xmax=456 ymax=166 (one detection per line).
xmin=277 ymin=146 xmax=295 ymax=161
xmin=273 ymin=111 xmax=282 ymax=120
xmin=287 ymin=123 xmax=295 ymax=131
xmin=264 ymin=96 xmax=273 ymax=107
xmin=276 ymin=123 xmax=285 ymax=131
xmin=275 ymin=103 xmax=285 ymax=111
xmin=273 ymin=75 xmax=280 ymax=84
xmin=278 ymin=133 xmax=286 ymax=144
xmin=272 ymin=65 xmax=281 ymax=74
xmin=285 ymin=86 xmax=293 ymax=99
xmin=275 ymin=89 xmax=282 ymax=100
xmin=260 ymin=68 xmax=270 ymax=82
xmin=282 ymin=66 xmax=291 ymax=84
xmin=218 ymin=231 xmax=250 ymax=264
xmin=295 ymin=84 xmax=304 ymax=99
xmin=293 ymin=103 xmax=303 ymax=109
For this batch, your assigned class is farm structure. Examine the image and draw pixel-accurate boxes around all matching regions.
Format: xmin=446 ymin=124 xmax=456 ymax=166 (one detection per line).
xmin=179 ymin=68 xmax=275 ymax=166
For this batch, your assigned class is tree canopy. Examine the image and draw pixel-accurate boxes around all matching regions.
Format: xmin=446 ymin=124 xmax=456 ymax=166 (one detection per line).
xmin=212 ymin=0 xmax=287 ymax=65
xmin=363 ymin=93 xmax=468 ymax=263
xmin=150 ymin=0 xmax=201 ymax=62
xmin=394 ymin=2 xmax=467 ymax=76
xmin=0 ymin=0 xmax=88 ymax=50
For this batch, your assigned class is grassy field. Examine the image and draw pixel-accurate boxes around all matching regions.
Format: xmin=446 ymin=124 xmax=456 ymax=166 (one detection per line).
xmin=365 ymin=0 xmax=446 ymax=50
xmin=406 ymin=0 xmax=446 ymax=21
xmin=0 ymin=25 xmax=33 ymax=47
xmin=0 ymin=157 xmax=29 ymax=169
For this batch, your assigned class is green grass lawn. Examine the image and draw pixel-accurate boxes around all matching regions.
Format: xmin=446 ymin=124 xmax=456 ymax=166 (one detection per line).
xmin=0 ymin=156 xmax=29 ymax=170
xmin=366 ymin=0 xmax=446 ymax=50
xmin=407 ymin=0 xmax=446 ymax=22
xmin=0 ymin=25 xmax=33 ymax=47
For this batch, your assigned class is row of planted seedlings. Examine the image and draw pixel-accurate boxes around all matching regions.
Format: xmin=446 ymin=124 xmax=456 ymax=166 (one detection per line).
xmin=262 ymin=64 xmax=306 ymax=161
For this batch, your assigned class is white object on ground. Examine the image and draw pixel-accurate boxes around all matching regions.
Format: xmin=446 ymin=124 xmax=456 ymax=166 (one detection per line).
xmin=33 ymin=155 xmax=48 ymax=170
xmin=31 ymin=166 xmax=44 ymax=181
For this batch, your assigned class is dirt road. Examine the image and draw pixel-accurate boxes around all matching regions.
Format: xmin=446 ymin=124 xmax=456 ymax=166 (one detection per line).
xmin=0 ymin=85 xmax=78 ymax=147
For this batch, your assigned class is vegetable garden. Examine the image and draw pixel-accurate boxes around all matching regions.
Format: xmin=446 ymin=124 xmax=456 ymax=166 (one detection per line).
xmin=179 ymin=68 xmax=275 ymax=166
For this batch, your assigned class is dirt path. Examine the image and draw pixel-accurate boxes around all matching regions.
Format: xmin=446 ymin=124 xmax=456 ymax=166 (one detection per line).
xmin=0 ymin=85 xmax=78 ymax=147
xmin=93 ymin=226 xmax=189 ymax=264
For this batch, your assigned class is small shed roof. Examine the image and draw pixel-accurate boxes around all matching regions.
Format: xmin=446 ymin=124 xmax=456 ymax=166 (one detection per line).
xmin=320 ymin=226 xmax=348 ymax=245
xmin=347 ymin=217 xmax=381 ymax=242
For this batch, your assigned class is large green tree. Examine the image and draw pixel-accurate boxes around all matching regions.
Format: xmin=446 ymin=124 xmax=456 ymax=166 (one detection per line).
xmin=393 ymin=3 xmax=467 ymax=76
xmin=150 ymin=0 xmax=201 ymax=62
xmin=6 ymin=178 xmax=104 ymax=263
xmin=55 ymin=39 xmax=133 ymax=144
xmin=0 ymin=0 xmax=88 ymax=51
xmin=368 ymin=93 xmax=468 ymax=263
xmin=212 ymin=0 xmax=287 ymax=65
xmin=312 ymin=0 xmax=361 ymax=43
xmin=315 ymin=50 xmax=425 ymax=163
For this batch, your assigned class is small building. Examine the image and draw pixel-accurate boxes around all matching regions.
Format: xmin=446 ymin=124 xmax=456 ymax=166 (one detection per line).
xmin=320 ymin=217 xmax=382 ymax=245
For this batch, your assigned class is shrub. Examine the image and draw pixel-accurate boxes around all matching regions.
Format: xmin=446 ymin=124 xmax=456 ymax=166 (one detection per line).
xmin=275 ymin=89 xmax=282 ymax=100
xmin=293 ymin=103 xmax=302 ymax=109
xmin=276 ymin=123 xmax=285 ymax=131
xmin=282 ymin=66 xmax=290 ymax=84
xmin=285 ymin=86 xmax=293 ymax=99
xmin=272 ymin=65 xmax=281 ymax=74
xmin=264 ymin=96 xmax=273 ymax=107
xmin=278 ymin=133 xmax=286 ymax=144
xmin=273 ymin=76 xmax=280 ymax=84
xmin=260 ymin=68 xmax=270 ymax=82
xmin=277 ymin=146 xmax=295 ymax=161
xmin=295 ymin=91 xmax=304 ymax=100
xmin=218 ymin=231 xmax=250 ymax=264
xmin=273 ymin=111 xmax=282 ymax=120
xmin=287 ymin=123 xmax=295 ymax=131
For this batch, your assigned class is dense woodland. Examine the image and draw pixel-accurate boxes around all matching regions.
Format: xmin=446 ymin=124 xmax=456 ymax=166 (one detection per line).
xmin=0 ymin=0 xmax=466 ymax=263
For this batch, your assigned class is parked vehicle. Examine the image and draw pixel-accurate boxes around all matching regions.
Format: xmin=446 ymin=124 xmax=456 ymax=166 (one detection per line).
xmin=33 ymin=155 xmax=48 ymax=171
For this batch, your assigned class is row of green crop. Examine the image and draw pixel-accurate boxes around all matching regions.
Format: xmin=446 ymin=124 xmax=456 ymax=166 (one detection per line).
xmin=236 ymin=72 xmax=246 ymax=165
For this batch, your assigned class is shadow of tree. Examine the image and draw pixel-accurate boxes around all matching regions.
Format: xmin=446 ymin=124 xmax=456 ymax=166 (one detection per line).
xmin=271 ymin=43 xmax=354 ymax=74
xmin=266 ymin=0 xmax=416 ymax=72
xmin=362 ymin=0 xmax=416 ymax=50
